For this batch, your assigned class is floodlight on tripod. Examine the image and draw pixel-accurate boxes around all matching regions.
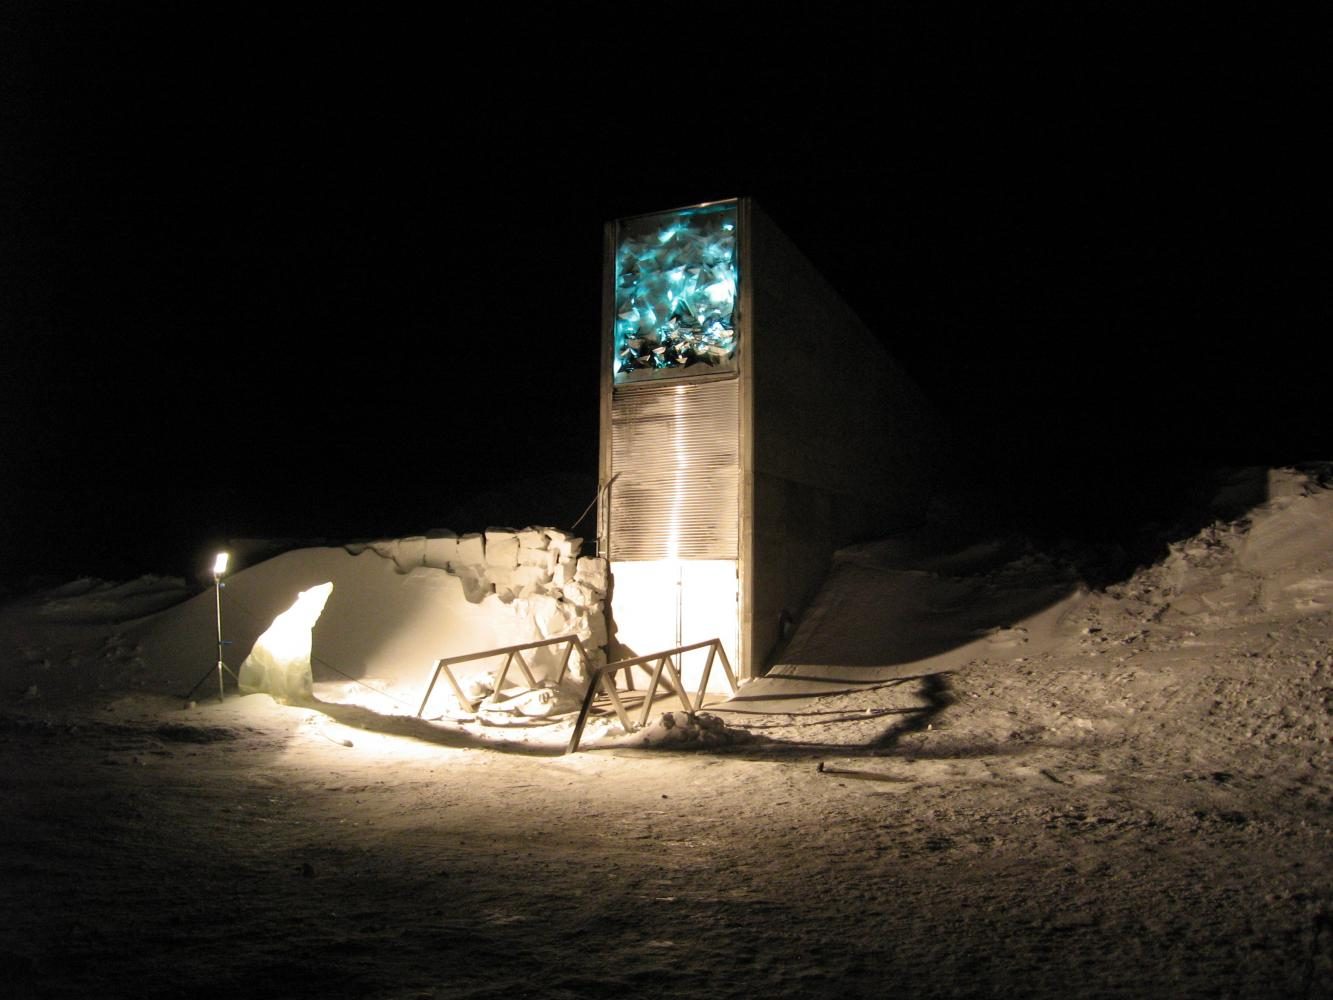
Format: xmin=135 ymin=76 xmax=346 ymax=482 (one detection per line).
xmin=185 ymin=551 xmax=239 ymax=704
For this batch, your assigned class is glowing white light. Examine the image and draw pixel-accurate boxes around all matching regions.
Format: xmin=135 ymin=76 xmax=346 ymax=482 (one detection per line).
xmin=608 ymin=559 xmax=738 ymax=695
xmin=213 ymin=552 xmax=230 ymax=576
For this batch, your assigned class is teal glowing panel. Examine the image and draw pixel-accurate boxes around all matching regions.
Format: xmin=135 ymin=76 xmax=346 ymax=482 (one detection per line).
xmin=613 ymin=202 xmax=739 ymax=382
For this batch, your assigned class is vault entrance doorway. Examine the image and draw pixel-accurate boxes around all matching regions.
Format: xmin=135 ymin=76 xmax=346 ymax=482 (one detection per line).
xmin=608 ymin=559 xmax=737 ymax=695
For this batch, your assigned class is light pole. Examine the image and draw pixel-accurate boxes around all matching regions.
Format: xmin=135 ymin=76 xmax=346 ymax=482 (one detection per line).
xmin=185 ymin=551 xmax=238 ymax=705
xmin=212 ymin=551 xmax=229 ymax=702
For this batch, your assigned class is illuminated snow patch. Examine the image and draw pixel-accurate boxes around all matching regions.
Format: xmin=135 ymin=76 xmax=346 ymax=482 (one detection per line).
xmin=312 ymin=676 xmax=627 ymax=750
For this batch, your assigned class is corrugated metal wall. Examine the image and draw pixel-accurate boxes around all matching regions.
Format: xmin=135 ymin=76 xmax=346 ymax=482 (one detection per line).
xmin=609 ymin=379 xmax=740 ymax=561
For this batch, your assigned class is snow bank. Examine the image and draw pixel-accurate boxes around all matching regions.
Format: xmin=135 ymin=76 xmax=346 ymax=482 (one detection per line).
xmin=30 ymin=575 xmax=190 ymax=624
xmin=1121 ymin=466 xmax=1333 ymax=625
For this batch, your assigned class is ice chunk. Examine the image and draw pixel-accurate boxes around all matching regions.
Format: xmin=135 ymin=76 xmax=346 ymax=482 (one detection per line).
xmin=453 ymin=566 xmax=491 ymax=603
xmin=424 ymin=532 xmax=458 ymax=570
xmin=456 ymin=533 xmax=485 ymax=567
xmin=562 ymin=581 xmax=597 ymax=609
xmin=484 ymin=532 xmax=519 ymax=569
xmin=489 ymin=565 xmax=516 ymax=594
xmin=237 ymin=582 xmax=332 ymax=704
xmin=516 ymin=528 xmax=547 ymax=550
xmin=631 ymin=711 xmax=756 ymax=748
xmin=528 ymin=594 xmax=574 ymax=638
xmin=575 ymin=556 xmax=608 ymax=594
xmin=551 ymin=536 xmax=583 ymax=560
xmin=580 ymin=608 xmax=608 ymax=647
xmin=462 ymin=671 xmax=496 ymax=704
xmin=511 ymin=565 xmax=549 ymax=591
xmin=518 ymin=547 xmax=558 ymax=574
xmin=392 ymin=536 xmax=427 ymax=573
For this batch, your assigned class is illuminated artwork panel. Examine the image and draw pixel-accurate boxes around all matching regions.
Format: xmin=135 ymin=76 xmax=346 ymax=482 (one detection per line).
xmin=613 ymin=201 xmax=739 ymax=382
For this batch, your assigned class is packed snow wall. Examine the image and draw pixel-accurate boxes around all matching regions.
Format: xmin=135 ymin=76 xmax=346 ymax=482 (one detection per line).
xmin=349 ymin=527 xmax=610 ymax=678
xmin=130 ymin=528 xmax=609 ymax=703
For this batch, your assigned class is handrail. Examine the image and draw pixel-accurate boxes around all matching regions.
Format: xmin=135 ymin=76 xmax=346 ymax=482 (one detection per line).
xmin=566 ymin=637 xmax=739 ymax=753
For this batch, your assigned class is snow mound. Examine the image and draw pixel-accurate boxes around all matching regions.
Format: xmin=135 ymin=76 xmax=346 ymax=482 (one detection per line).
xmin=619 ymin=711 xmax=760 ymax=749
xmin=1107 ymin=465 xmax=1333 ymax=624
xmin=33 ymin=575 xmax=189 ymax=623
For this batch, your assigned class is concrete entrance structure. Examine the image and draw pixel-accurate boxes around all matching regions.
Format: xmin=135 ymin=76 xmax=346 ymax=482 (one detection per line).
xmin=598 ymin=197 xmax=941 ymax=687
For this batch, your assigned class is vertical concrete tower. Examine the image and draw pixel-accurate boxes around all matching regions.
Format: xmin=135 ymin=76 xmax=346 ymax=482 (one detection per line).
xmin=598 ymin=198 xmax=938 ymax=689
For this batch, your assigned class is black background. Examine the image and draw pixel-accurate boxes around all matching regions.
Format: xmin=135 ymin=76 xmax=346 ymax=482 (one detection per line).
xmin=2 ymin=5 xmax=1325 ymax=587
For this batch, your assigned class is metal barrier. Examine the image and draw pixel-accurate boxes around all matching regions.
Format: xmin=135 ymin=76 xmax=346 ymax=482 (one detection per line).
xmin=416 ymin=634 xmax=630 ymax=731
xmin=415 ymin=634 xmax=739 ymax=755
xmin=566 ymin=638 xmax=739 ymax=753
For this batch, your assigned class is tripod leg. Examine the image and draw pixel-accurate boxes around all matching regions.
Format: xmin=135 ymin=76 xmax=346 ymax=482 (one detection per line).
xmin=183 ymin=662 xmax=218 ymax=702
xmin=183 ymin=660 xmax=241 ymax=702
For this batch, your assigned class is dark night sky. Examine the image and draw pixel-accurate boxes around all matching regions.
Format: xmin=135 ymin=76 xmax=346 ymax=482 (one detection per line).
xmin=2 ymin=5 xmax=1326 ymax=586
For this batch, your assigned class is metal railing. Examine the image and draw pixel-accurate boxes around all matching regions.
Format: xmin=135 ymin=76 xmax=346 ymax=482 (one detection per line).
xmin=566 ymin=638 xmax=739 ymax=753
xmin=415 ymin=634 xmax=740 ymax=755
xmin=415 ymin=634 xmax=629 ymax=725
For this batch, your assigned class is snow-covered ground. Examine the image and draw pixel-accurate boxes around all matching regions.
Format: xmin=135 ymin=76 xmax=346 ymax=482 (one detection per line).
xmin=1 ymin=466 xmax=1330 ymax=999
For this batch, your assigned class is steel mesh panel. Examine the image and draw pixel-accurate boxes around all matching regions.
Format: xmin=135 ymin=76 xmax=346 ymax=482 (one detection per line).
xmin=609 ymin=379 xmax=740 ymax=560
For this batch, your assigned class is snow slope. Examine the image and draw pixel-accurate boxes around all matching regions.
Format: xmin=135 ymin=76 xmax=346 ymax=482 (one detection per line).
xmin=0 ymin=465 xmax=1329 ymax=998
